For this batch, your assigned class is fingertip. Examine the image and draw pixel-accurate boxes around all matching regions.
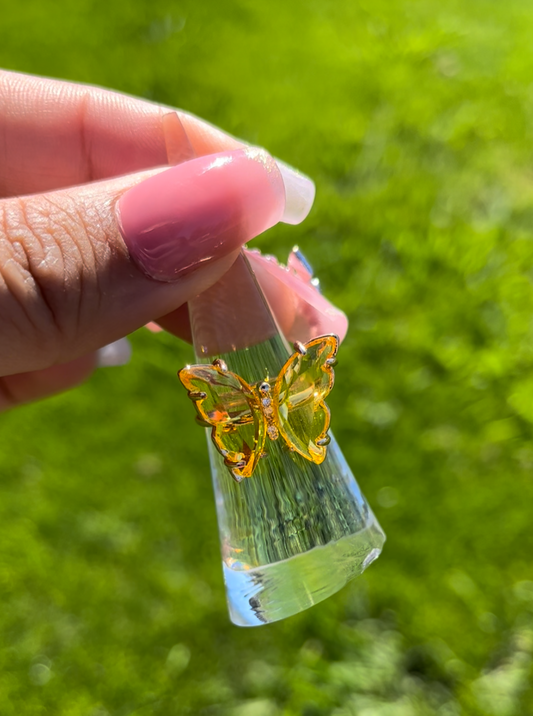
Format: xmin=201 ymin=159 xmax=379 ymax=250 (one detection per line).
xmin=246 ymin=250 xmax=349 ymax=344
xmin=0 ymin=353 xmax=98 ymax=411
xmin=96 ymin=337 xmax=132 ymax=367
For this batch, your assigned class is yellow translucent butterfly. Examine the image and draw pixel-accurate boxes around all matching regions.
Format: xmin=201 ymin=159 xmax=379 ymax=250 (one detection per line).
xmin=178 ymin=335 xmax=338 ymax=482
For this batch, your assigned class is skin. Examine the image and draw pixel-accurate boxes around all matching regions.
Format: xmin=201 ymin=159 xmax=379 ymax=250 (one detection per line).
xmin=0 ymin=71 xmax=346 ymax=411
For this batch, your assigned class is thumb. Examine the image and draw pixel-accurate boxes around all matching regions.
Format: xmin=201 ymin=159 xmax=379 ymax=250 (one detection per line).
xmin=0 ymin=148 xmax=286 ymax=376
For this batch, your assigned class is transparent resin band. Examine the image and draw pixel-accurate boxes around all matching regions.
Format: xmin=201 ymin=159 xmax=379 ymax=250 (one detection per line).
xmin=179 ymin=251 xmax=385 ymax=626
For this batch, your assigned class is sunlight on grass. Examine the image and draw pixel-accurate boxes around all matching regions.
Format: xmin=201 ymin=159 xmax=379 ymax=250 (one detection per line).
xmin=1 ymin=0 xmax=533 ymax=713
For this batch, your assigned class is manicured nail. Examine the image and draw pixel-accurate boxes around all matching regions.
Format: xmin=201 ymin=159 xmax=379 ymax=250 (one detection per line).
xmin=172 ymin=114 xmax=314 ymax=222
xmin=246 ymin=250 xmax=348 ymax=342
xmin=97 ymin=337 xmax=132 ymax=367
xmin=288 ymin=246 xmax=322 ymax=292
xmin=162 ymin=112 xmax=196 ymax=165
xmin=288 ymin=245 xmax=314 ymax=282
xmin=116 ymin=148 xmax=286 ymax=281
xmin=275 ymin=160 xmax=315 ymax=225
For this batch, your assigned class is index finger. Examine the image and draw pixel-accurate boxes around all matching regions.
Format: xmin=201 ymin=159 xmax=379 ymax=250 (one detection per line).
xmin=0 ymin=70 xmax=243 ymax=197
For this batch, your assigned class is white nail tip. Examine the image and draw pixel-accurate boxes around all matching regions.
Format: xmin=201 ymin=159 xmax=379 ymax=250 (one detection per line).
xmin=276 ymin=160 xmax=316 ymax=225
xmin=97 ymin=337 xmax=132 ymax=368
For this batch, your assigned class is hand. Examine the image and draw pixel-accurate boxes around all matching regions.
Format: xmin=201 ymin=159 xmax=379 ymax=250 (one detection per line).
xmin=0 ymin=71 xmax=347 ymax=410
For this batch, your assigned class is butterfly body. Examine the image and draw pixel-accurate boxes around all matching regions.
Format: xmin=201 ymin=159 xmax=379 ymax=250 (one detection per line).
xmin=258 ymin=381 xmax=280 ymax=442
xmin=178 ymin=335 xmax=339 ymax=482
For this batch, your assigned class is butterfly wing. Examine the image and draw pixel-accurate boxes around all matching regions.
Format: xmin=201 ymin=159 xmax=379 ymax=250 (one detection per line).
xmin=274 ymin=335 xmax=338 ymax=463
xmin=178 ymin=364 xmax=266 ymax=480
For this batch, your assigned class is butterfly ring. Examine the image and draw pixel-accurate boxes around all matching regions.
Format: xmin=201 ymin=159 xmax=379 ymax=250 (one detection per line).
xmin=178 ymin=335 xmax=339 ymax=482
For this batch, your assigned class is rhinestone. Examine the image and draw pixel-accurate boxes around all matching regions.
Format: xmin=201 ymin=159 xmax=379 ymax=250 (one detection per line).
xmin=267 ymin=425 xmax=279 ymax=440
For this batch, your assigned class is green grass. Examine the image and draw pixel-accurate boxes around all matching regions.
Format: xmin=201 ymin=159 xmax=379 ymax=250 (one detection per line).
xmin=2 ymin=0 xmax=533 ymax=713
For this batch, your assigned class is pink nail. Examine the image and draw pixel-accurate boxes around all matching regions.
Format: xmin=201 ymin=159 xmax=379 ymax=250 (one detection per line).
xmin=116 ymin=148 xmax=286 ymax=281
xmin=246 ymin=250 xmax=349 ymax=343
xmin=287 ymin=245 xmax=314 ymax=283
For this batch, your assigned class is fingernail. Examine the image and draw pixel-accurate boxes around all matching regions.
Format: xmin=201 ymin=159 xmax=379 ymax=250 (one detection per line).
xmin=117 ymin=148 xmax=286 ymax=281
xmin=170 ymin=114 xmax=315 ymax=223
xmin=275 ymin=160 xmax=315 ymax=225
xmin=246 ymin=250 xmax=348 ymax=342
xmin=97 ymin=338 xmax=132 ymax=367
xmin=162 ymin=112 xmax=196 ymax=165
xmin=288 ymin=245 xmax=314 ymax=282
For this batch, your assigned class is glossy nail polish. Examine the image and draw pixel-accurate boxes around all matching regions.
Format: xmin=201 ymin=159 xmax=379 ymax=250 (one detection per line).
xmin=116 ymin=148 xmax=286 ymax=281
xmin=246 ymin=249 xmax=349 ymax=344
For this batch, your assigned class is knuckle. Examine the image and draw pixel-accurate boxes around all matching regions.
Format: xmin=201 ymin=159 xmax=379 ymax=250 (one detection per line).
xmin=0 ymin=195 xmax=98 ymax=368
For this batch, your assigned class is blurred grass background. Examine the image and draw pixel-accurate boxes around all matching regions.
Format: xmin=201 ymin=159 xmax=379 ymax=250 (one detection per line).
xmin=1 ymin=0 xmax=533 ymax=713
